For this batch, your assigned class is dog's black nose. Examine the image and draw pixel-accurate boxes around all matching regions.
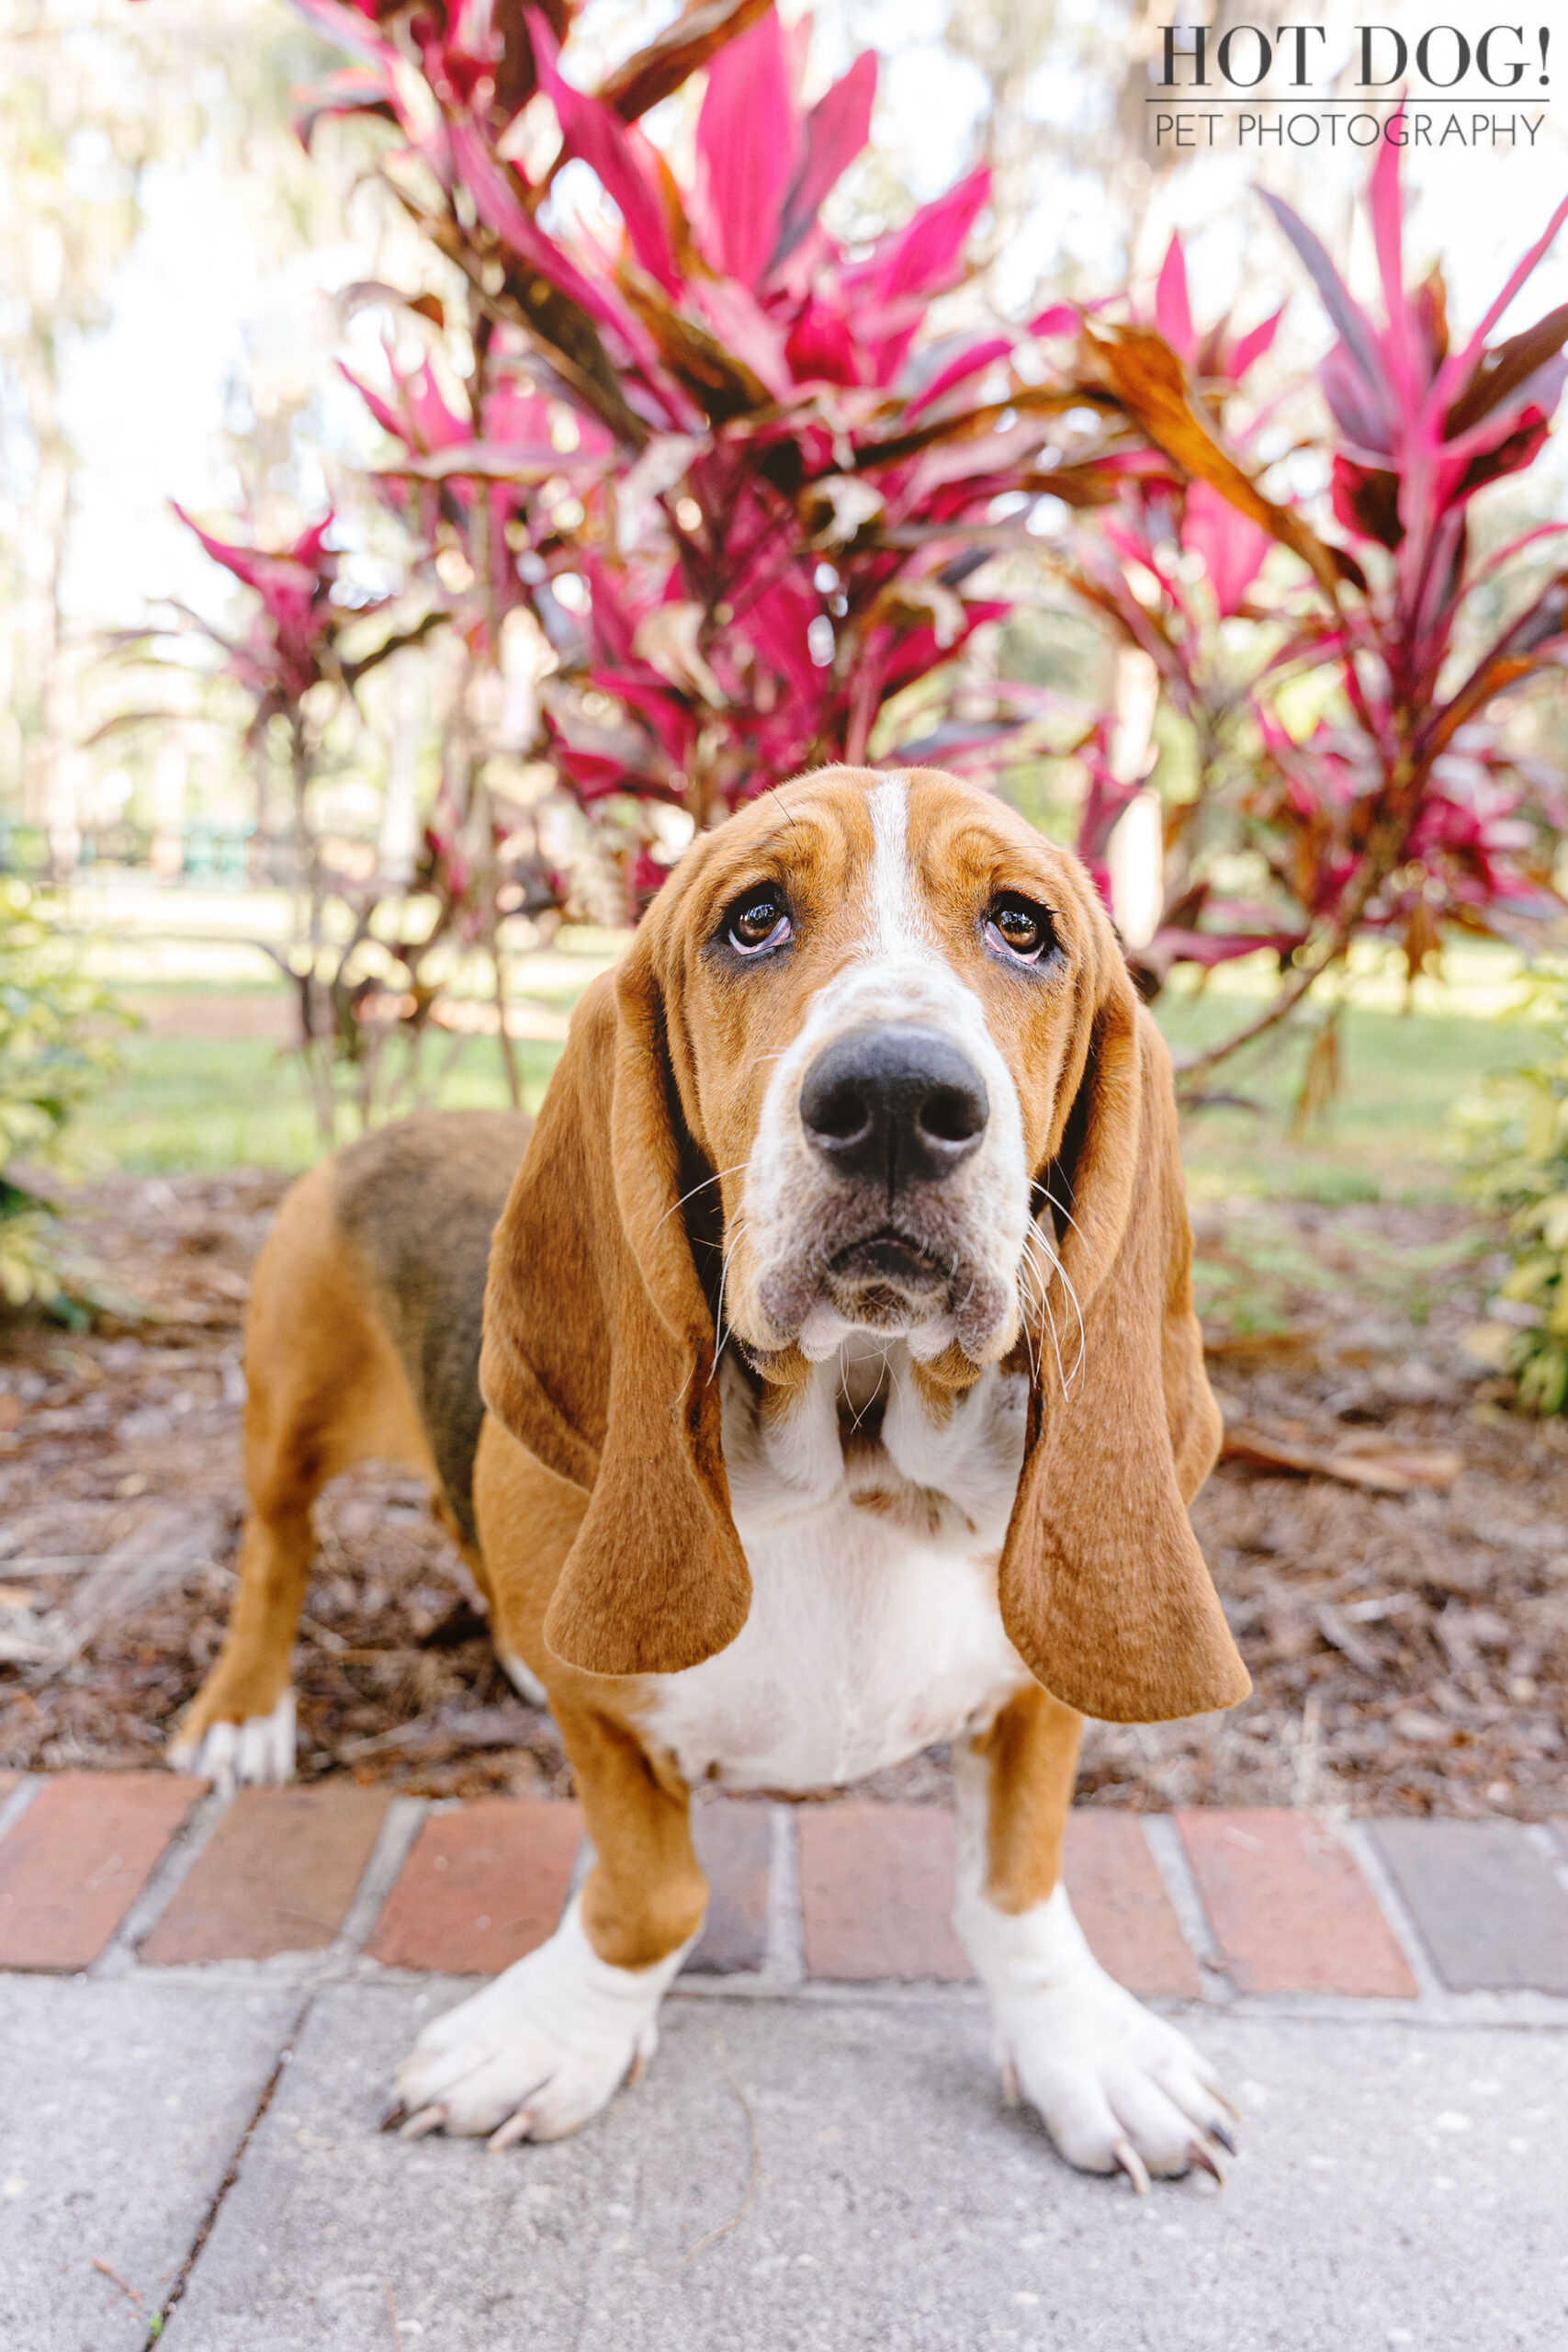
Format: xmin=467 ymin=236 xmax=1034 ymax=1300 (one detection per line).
xmin=799 ymin=1025 xmax=988 ymax=1188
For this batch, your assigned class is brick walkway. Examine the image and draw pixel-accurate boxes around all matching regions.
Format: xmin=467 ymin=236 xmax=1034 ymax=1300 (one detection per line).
xmin=2 ymin=1771 xmax=1565 ymax=2006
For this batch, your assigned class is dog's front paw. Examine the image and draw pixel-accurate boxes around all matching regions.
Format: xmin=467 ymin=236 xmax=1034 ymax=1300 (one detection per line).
xmin=387 ymin=1896 xmax=687 ymax=2149
xmin=1004 ymin=1964 xmax=1235 ymax=2191
xmin=168 ymin=1688 xmax=296 ymax=1792
xmin=964 ymin=1886 xmax=1236 ymax=2192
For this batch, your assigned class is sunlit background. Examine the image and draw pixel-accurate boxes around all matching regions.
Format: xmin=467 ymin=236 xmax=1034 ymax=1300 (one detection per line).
xmin=8 ymin=0 xmax=1568 ymax=861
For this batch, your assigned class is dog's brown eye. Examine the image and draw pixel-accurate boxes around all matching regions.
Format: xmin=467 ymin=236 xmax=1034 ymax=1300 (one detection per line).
xmin=985 ymin=893 xmax=1055 ymax=966
xmin=726 ymin=888 xmax=793 ymax=956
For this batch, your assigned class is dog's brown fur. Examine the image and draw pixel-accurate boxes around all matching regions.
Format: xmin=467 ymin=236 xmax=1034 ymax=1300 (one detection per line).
xmin=175 ymin=1111 xmax=527 ymax=1748
xmin=175 ymin=767 xmax=1244 ymax=1977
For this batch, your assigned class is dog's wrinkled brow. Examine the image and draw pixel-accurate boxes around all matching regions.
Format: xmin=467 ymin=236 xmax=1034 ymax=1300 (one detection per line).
xmin=721 ymin=817 xmax=822 ymax=876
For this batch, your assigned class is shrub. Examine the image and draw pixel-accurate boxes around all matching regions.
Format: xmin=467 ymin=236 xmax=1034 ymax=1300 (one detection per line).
xmin=1461 ymin=988 xmax=1568 ymax=1413
xmin=0 ymin=881 xmax=122 ymax=1316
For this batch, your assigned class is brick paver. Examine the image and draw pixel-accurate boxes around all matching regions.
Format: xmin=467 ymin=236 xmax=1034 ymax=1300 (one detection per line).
xmin=798 ymin=1803 xmax=971 ymax=1981
xmin=0 ymin=1771 xmax=203 ymax=1971
xmin=1178 ymin=1808 xmax=1417 ymax=1997
xmin=141 ymin=1785 xmax=390 ymax=1964
xmin=4 ymin=1773 xmax=1566 ymax=2006
xmin=367 ymin=1798 xmax=581 ymax=1973
xmin=1063 ymin=1811 xmax=1202 ymax=1997
xmin=687 ymin=1798 xmax=772 ymax=1973
xmin=1372 ymin=1818 xmax=1568 ymax=1995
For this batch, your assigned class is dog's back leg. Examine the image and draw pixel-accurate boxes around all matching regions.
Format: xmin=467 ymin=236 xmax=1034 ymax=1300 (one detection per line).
xmin=169 ymin=1159 xmax=435 ymax=1786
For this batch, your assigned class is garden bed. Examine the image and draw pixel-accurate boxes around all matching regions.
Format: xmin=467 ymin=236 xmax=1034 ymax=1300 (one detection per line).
xmin=0 ymin=1173 xmax=1562 ymax=1816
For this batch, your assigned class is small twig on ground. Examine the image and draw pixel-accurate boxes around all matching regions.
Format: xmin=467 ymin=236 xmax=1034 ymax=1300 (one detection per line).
xmin=93 ymin=2258 xmax=144 ymax=2310
xmin=684 ymin=2023 xmax=763 ymax=2263
xmin=385 ymin=2279 xmax=403 ymax=2350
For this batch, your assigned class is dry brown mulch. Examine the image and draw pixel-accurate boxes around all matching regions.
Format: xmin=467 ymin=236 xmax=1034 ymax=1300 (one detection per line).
xmin=1 ymin=1178 xmax=1563 ymax=1816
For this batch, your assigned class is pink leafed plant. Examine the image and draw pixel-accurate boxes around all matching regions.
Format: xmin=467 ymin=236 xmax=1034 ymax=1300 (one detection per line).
xmin=1071 ymin=133 xmax=1568 ymax=1086
xmin=289 ymin=0 xmax=1135 ymax=901
xmin=165 ymin=498 xmax=510 ymax=1134
xmin=169 ymin=506 xmax=366 ymax=729
xmin=1054 ymin=234 xmax=1296 ymax=982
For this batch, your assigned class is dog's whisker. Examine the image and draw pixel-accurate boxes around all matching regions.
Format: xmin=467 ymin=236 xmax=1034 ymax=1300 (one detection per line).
xmin=1030 ymin=1182 xmax=1093 ymax=1374
xmin=1020 ymin=1227 xmax=1072 ymax=1401
xmin=1013 ymin=1256 xmax=1043 ymax=1389
xmin=1041 ymin=1284 xmax=1068 ymax=1404
xmin=1032 ymin=1177 xmax=1089 ymax=1248
xmin=656 ymin=1162 xmax=751 ymax=1233
xmin=708 ymin=1219 xmax=749 ymax=1383
xmin=1025 ymin=1221 xmax=1086 ymax=1391
xmin=1020 ymin=1234 xmax=1062 ymax=1400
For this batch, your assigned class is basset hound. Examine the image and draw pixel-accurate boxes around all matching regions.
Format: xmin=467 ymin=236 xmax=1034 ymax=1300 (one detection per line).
xmin=171 ymin=764 xmax=1250 ymax=2192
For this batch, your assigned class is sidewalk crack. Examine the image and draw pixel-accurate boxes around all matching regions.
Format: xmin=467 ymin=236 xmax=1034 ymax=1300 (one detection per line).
xmin=141 ymin=1990 xmax=314 ymax=2347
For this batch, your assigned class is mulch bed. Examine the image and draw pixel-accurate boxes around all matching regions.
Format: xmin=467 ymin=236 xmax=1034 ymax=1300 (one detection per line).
xmin=1 ymin=1175 xmax=1563 ymax=1816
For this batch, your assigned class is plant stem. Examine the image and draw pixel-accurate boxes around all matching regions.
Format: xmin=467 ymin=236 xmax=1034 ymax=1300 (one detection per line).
xmin=1174 ymin=785 xmax=1416 ymax=1089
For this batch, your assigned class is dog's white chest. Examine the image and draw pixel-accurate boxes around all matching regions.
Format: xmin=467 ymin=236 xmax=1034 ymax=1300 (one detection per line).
xmin=636 ymin=1351 xmax=1032 ymax=1792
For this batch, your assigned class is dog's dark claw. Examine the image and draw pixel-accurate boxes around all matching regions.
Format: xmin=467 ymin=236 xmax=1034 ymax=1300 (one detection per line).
xmin=378 ymin=2102 xmax=407 ymax=2134
xmin=1212 ymin=2121 xmax=1237 ymax=2156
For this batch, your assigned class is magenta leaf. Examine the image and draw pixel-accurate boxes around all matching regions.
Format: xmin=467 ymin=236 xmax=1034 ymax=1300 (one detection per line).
xmin=1154 ymin=236 xmax=1195 ymax=365
xmin=1319 ymin=342 xmax=1391 ymax=459
xmin=375 ymin=438 xmax=566 ymax=481
xmin=772 ymin=50 xmax=876 ymax=270
xmin=906 ymin=335 xmax=1013 ymax=418
xmin=294 ymin=67 xmax=395 ymax=141
xmin=1451 ymin=405 xmax=1554 ymax=503
xmin=526 ymin=9 xmax=681 ymax=295
xmin=1258 ymin=190 xmax=1385 ymax=400
xmin=695 ymin=8 xmax=797 ymax=288
xmin=1227 ymin=307 xmax=1283 ymax=381
xmin=1183 ymin=481 xmax=1271 ymax=616
xmin=447 ymin=119 xmax=668 ymax=399
xmin=1365 ymin=119 xmax=1416 ymax=419
xmin=854 ymin=165 xmax=990 ymax=305
xmin=1445 ymin=305 xmax=1568 ymax=435
xmin=1029 ymin=300 xmax=1078 ymax=338
xmin=1437 ymin=191 xmax=1568 ymax=408
xmin=1148 ymin=926 xmax=1303 ymax=969
xmin=1330 ymin=457 xmax=1403 ymax=550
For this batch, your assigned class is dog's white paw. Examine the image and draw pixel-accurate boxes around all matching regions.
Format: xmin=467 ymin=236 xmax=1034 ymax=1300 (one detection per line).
xmin=389 ymin=1896 xmax=689 ymax=2147
xmin=961 ymin=1883 xmax=1235 ymax=2191
xmin=168 ymin=1689 xmax=297 ymax=1792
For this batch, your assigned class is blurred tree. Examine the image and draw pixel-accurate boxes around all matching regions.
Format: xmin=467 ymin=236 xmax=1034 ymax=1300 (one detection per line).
xmin=1 ymin=0 xmax=155 ymax=866
xmin=0 ymin=0 xmax=349 ymax=871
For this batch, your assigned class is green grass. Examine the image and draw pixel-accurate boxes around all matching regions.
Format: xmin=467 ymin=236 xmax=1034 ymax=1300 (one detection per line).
xmin=75 ymin=1033 xmax=565 ymax=1176
xmin=69 ymin=960 xmax=1550 ymax=1211
xmin=1156 ymin=991 xmax=1545 ymax=1204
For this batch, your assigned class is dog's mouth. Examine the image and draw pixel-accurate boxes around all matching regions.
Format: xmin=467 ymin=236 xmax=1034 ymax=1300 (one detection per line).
xmin=751 ymin=1216 xmax=1012 ymax=1362
xmin=824 ymin=1227 xmax=950 ymax=1324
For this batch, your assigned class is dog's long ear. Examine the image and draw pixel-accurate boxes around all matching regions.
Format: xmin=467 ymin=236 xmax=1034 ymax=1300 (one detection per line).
xmin=479 ymin=941 xmax=749 ymax=1678
xmin=998 ymin=965 xmax=1249 ymax=1724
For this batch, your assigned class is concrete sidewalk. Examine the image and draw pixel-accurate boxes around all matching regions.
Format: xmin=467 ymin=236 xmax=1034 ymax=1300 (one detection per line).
xmin=4 ymin=1978 xmax=1566 ymax=2350
xmin=2 ymin=1775 xmax=1566 ymax=2349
